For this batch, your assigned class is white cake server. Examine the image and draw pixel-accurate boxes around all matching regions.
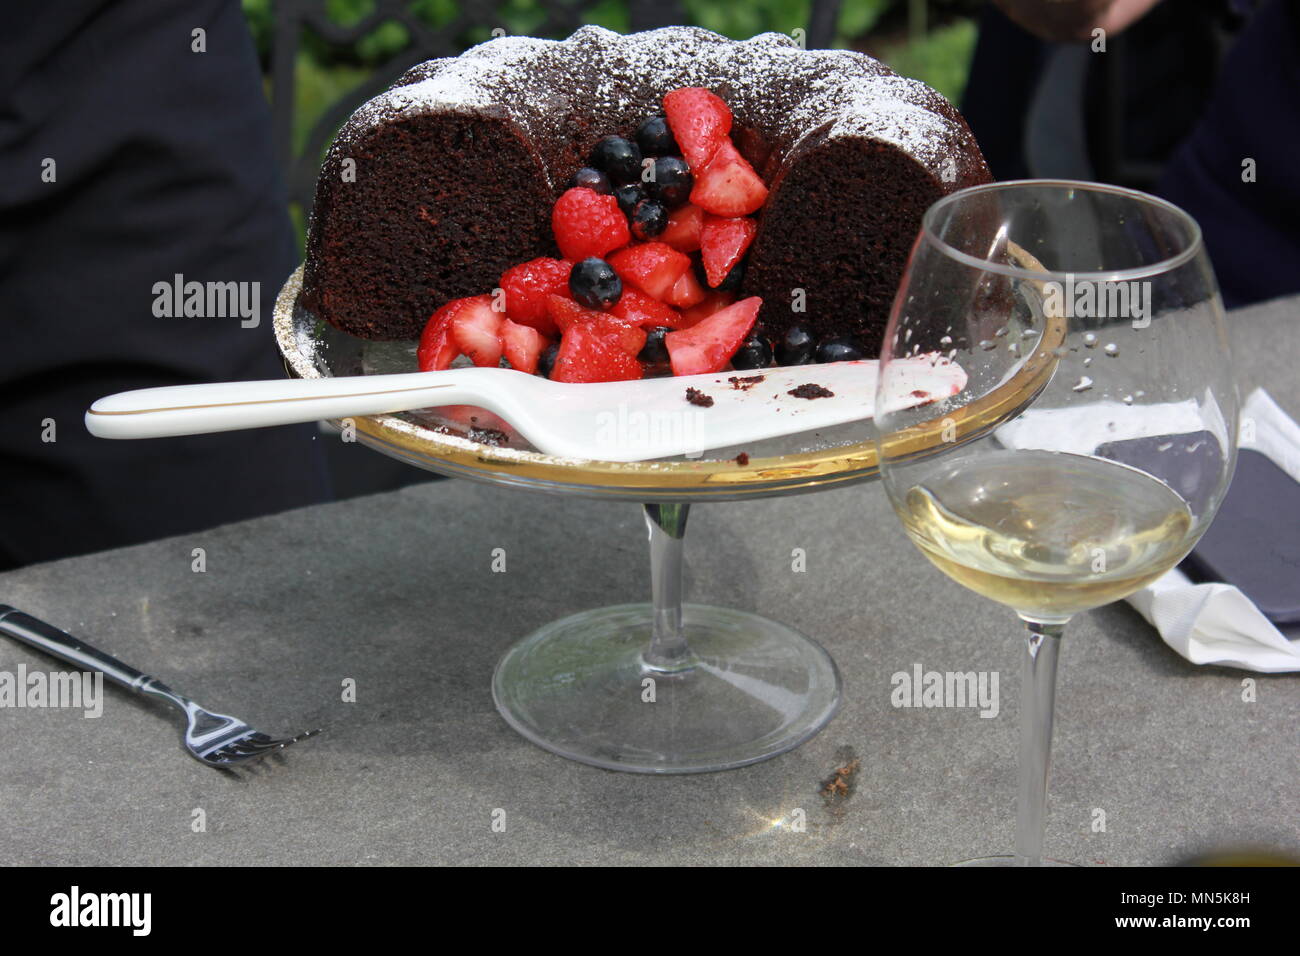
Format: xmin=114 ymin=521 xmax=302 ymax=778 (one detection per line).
xmin=85 ymin=357 xmax=965 ymax=462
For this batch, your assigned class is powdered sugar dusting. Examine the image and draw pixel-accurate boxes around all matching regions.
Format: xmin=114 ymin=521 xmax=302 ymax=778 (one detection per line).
xmin=328 ymin=25 xmax=980 ymax=186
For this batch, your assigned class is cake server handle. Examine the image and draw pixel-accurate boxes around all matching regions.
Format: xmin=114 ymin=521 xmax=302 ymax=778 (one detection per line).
xmin=83 ymin=369 xmax=519 ymax=440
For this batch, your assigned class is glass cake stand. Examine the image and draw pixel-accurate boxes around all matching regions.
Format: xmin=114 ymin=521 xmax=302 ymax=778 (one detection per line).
xmin=274 ymin=265 xmax=1060 ymax=773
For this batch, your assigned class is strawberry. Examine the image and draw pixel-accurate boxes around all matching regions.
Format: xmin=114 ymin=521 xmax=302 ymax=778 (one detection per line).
xmin=601 ymin=318 xmax=648 ymax=356
xmin=665 ymin=296 xmax=762 ymax=375
xmin=608 ymin=242 xmax=691 ymax=301
xmin=552 ymin=187 xmax=631 ymax=261
xmin=663 ymin=88 xmax=732 ymax=171
xmin=689 ymin=140 xmax=768 ymax=217
xmin=659 ymin=203 xmax=705 ymax=252
xmin=500 ymin=257 xmax=571 ymax=334
xmin=664 ymin=267 xmax=707 ymax=308
xmin=610 ymin=286 xmax=686 ymax=329
xmin=546 ymin=293 xmax=604 ymax=333
xmin=545 ymin=294 xmax=646 ymax=353
xmin=450 ymin=294 xmax=504 ymax=367
xmin=417 ymin=299 xmax=465 ymax=372
xmin=679 ymin=290 xmax=736 ymax=327
xmin=552 ymin=323 xmax=645 ymax=383
xmin=501 ymin=319 xmax=547 ymax=374
xmin=700 ymin=215 xmax=758 ymax=288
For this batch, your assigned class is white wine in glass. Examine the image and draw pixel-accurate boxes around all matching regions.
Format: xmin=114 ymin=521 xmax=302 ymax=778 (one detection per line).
xmin=899 ymin=449 xmax=1196 ymax=623
xmin=873 ymin=180 xmax=1239 ymax=866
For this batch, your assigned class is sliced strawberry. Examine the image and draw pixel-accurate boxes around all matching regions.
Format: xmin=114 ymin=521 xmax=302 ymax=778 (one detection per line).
xmin=552 ymin=324 xmax=645 ymax=384
xmin=665 ymin=296 xmax=762 ymax=375
xmin=546 ymin=293 xmax=603 ymax=332
xmin=552 ymin=187 xmax=631 ymax=261
xmin=500 ymin=319 xmax=547 ymax=374
xmin=500 ymin=257 xmax=571 ymax=334
xmin=610 ymin=287 xmax=686 ymax=329
xmin=699 ymin=215 xmax=758 ymax=287
xmin=663 ymin=88 xmax=732 ymax=171
xmin=417 ymin=299 xmax=465 ymax=372
xmin=450 ymin=295 xmax=504 ymax=368
xmin=659 ymin=203 xmax=705 ymax=253
xmin=679 ymin=291 xmax=736 ymax=328
xmin=689 ymin=140 xmax=768 ymax=217
xmin=608 ymin=242 xmax=691 ymax=301
xmin=545 ymin=294 xmax=646 ymax=354
xmin=601 ymin=318 xmax=648 ymax=356
xmin=664 ymin=267 xmax=707 ymax=308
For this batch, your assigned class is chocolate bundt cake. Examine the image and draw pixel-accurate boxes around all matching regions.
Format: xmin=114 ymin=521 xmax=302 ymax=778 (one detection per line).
xmin=301 ymin=25 xmax=991 ymax=356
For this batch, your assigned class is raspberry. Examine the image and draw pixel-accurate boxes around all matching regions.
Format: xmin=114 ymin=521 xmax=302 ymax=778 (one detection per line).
xmin=551 ymin=187 xmax=630 ymax=261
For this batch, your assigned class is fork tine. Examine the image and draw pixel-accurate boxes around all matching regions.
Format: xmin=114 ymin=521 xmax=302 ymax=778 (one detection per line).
xmin=219 ymin=732 xmax=306 ymax=757
xmin=196 ymin=726 xmax=321 ymax=766
xmin=225 ymin=738 xmax=280 ymax=755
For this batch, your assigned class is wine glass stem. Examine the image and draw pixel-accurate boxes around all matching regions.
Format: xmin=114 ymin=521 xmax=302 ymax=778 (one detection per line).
xmin=1015 ymin=619 xmax=1065 ymax=866
xmin=643 ymin=503 xmax=692 ymax=671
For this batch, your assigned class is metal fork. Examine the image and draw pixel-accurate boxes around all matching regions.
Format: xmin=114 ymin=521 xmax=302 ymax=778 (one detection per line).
xmin=0 ymin=604 xmax=319 ymax=768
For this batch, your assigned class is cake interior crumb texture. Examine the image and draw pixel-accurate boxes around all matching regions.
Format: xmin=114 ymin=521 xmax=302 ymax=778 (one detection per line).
xmin=301 ymin=25 xmax=991 ymax=349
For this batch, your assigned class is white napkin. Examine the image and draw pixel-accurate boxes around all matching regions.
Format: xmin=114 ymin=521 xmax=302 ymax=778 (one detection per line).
xmin=1125 ymin=389 xmax=1300 ymax=673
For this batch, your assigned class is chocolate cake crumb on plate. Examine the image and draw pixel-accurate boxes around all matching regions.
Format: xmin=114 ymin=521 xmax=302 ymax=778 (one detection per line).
xmin=727 ymin=375 xmax=766 ymax=390
xmin=468 ymin=426 xmax=511 ymax=446
xmin=685 ymin=387 xmax=714 ymax=407
xmin=788 ymin=383 xmax=834 ymax=399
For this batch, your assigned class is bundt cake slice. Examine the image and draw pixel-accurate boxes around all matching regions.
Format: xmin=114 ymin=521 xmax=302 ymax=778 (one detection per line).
xmin=301 ymin=25 xmax=991 ymax=357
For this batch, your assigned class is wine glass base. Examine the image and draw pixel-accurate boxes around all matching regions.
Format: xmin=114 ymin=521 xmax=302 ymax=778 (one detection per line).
xmin=953 ymin=856 xmax=1080 ymax=867
xmin=492 ymin=603 xmax=842 ymax=774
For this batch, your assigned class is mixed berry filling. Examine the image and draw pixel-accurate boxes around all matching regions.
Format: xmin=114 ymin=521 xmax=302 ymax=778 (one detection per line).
xmin=417 ymin=87 xmax=854 ymax=383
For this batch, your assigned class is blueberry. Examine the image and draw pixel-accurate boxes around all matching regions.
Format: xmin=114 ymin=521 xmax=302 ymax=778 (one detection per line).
xmin=647 ymin=156 xmax=693 ymax=207
xmin=614 ymin=183 xmax=645 ymax=217
xmin=635 ymin=116 xmax=679 ymax=157
xmin=569 ymin=166 xmax=611 ymax=194
xmin=693 ymin=256 xmax=745 ymax=291
xmin=590 ymin=135 xmax=642 ymax=185
xmin=716 ymin=259 xmax=745 ymax=292
xmin=638 ymin=326 xmax=670 ymax=365
xmin=569 ymin=257 xmax=622 ymax=310
xmin=630 ymin=200 xmax=668 ymax=240
xmin=776 ymin=326 xmax=815 ymax=366
xmin=731 ymin=334 xmax=773 ymax=371
xmin=538 ymin=342 xmax=559 ymax=379
xmin=815 ymin=336 xmax=866 ymax=363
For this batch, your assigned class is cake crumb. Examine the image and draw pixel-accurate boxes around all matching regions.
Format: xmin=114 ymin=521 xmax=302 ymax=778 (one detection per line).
xmin=820 ymin=746 xmax=861 ymax=818
xmin=685 ymin=387 xmax=714 ymax=407
xmin=735 ymin=452 xmax=750 ymax=466
xmin=788 ymin=383 xmax=834 ymax=399
xmin=468 ymin=426 xmax=510 ymax=446
xmin=727 ymin=375 xmax=766 ymax=391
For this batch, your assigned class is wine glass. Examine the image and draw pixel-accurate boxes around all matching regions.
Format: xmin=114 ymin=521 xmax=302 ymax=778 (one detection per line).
xmin=873 ymin=180 xmax=1238 ymax=865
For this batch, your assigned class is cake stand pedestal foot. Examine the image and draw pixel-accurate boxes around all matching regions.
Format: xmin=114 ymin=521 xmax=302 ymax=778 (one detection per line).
xmin=491 ymin=503 xmax=842 ymax=773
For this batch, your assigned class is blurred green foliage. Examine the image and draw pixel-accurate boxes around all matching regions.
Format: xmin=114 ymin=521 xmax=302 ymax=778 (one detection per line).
xmin=242 ymin=0 xmax=978 ymax=102
xmin=879 ymin=17 xmax=977 ymax=104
